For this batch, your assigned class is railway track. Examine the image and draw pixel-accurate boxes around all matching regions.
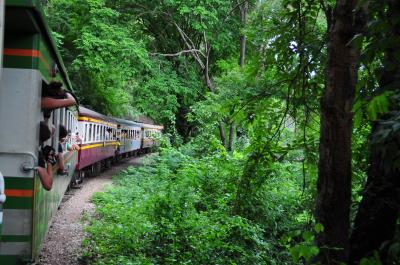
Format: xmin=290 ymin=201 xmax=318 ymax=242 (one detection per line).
xmin=38 ymin=155 xmax=146 ymax=265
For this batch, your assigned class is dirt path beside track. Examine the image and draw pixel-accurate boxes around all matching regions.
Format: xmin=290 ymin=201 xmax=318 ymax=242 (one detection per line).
xmin=38 ymin=156 xmax=145 ymax=265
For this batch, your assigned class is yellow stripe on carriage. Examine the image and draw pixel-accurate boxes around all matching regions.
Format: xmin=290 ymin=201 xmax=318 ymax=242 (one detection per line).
xmin=80 ymin=141 xmax=119 ymax=150
xmin=78 ymin=116 xmax=117 ymax=127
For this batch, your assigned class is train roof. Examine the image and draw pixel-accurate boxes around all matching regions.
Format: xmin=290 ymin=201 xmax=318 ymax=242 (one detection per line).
xmin=5 ymin=1 xmax=73 ymax=91
xmin=112 ymin=117 xmax=142 ymax=127
xmin=113 ymin=117 xmax=163 ymax=130
xmin=141 ymin=124 xmax=164 ymax=130
xmin=79 ymin=106 xmax=163 ymax=130
xmin=78 ymin=106 xmax=115 ymax=123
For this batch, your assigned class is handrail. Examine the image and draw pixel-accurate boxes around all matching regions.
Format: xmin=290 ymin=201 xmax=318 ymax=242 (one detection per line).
xmin=0 ymin=170 xmax=6 ymax=240
xmin=0 ymin=171 xmax=5 ymax=203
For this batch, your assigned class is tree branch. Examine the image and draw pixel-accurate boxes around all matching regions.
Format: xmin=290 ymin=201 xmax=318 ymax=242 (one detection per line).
xmin=151 ymin=49 xmax=205 ymax=57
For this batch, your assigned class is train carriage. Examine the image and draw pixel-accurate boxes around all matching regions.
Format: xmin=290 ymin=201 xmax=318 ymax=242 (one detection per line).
xmin=113 ymin=118 xmax=142 ymax=157
xmin=76 ymin=106 xmax=119 ymax=178
xmin=141 ymin=124 xmax=163 ymax=150
xmin=0 ymin=1 xmax=79 ymax=264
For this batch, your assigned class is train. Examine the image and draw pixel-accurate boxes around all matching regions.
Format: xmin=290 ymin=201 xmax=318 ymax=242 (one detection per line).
xmin=0 ymin=1 xmax=162 ymax=264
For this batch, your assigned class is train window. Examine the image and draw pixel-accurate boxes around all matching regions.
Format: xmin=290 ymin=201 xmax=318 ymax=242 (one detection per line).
xmin=84 ymin=124 xmax=87 ymax=143
xmin=90 ymin=124 xmax=93 ymax=142
xmin=68 ymin=112 xmax=72 ymax=131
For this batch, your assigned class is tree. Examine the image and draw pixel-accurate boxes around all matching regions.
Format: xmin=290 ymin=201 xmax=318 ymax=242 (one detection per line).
xmin=350 ymin=1 xmax=400 ymax=263
xmin=315 ymin=0 xmax=365 ymax=263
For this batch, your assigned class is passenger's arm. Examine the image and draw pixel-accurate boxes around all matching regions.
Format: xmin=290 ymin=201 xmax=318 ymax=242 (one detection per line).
xmin=37 ymin=163 xmax=53 ymax=191
xmin=41 ymin=92 xmax=76 ymax=109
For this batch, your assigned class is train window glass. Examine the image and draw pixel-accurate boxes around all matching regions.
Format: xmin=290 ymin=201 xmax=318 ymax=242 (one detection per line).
xmin=67 ymin=110 xmax=70 ymax=130
xmin=66 ymin=110 xmax=69 ymax=131
xmin=84 ymin=124 xmax=87 ymax=143
xmin=68 ymin=112 xmax=72 ymax=131
xmin=89 ymin=124 xmax=93 ymax=142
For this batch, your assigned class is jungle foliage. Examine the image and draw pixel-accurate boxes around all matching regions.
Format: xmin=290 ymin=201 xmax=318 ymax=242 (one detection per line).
xmin=42 ymin=0 xmax=400 ymax=264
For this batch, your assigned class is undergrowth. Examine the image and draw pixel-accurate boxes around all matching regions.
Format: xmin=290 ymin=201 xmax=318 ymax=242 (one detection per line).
xmin=82 ymin=147 xmax=309 ymax=265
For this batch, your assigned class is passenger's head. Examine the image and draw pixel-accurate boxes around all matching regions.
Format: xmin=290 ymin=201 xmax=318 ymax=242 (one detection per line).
xmin=42 ymin=81 xmax=65 ymax=98
xmin=59 ymin=125 xmax=68 ymax=140
xmin=40 ymin=122 xmax=51 ymax=143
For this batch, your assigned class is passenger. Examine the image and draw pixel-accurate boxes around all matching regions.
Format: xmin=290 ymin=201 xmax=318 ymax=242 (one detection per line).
xmin=70 ymin=132 xmax=81 ymax=150
xmin=64 ymin=131 xmax=79 ymax=151
xmin=37 ymin=122 xmax=55 ymax=191
xmin=74 ymin=132 xmax=82 ymax=144
xmin=41 ymin=81 xmax=77 ymax=110
xmin=57 ymin=125 xmax=68 ymax=175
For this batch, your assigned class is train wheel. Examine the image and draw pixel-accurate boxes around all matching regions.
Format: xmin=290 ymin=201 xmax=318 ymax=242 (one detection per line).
xmin=94 ymin=162 xmax=102 ymax=176
xmin=78 ymin=170 xmax=85 ymax=184
xmin=105 ymin=158 xmax=112 ymax=169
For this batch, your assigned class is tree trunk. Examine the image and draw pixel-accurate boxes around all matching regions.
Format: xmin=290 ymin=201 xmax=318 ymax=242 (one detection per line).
xmin=239 ymin=0 xmax=247 ymax=67
xmin=227 ymin=118 xmax=235 ymax=151
xmin=315 ymin=0 xmax=360 ymax=263
xmin=204 ymin=43 xmax=227 ymax=148
xmin=349 ymin=1 xmax=400 ymax=263
xmin=228 ymin=0 xmax=248 ymax=151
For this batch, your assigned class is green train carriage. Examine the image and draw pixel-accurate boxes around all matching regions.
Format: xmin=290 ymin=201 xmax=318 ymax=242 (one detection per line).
xmin=0 ymin=1 xmax=78 ymax=264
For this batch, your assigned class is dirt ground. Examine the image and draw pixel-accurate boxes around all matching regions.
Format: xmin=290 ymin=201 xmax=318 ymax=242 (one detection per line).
xmin=37 ymin=156 xmax=145 ymax=265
